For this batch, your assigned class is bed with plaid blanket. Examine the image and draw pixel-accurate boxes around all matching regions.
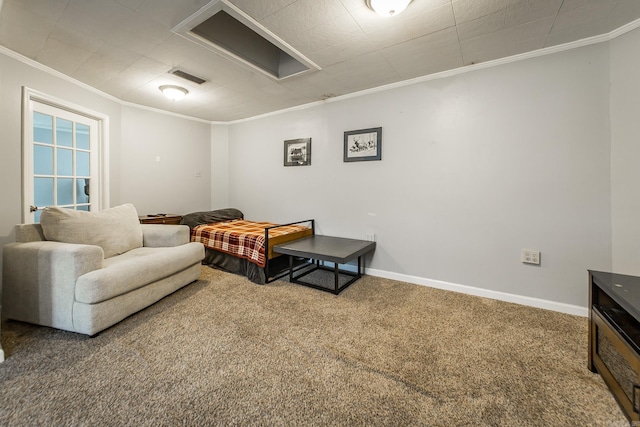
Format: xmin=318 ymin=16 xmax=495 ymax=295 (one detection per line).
xmin=192 ymin=219 xmax=312 ymax=268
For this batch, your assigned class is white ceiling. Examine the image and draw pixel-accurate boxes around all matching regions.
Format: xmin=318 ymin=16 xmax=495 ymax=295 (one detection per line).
xmin=1 ymin=0 xmax=639 ymax=122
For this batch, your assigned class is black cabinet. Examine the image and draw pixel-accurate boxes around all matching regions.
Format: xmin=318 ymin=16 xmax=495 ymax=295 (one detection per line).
xmin=589 ymin=270 xmax=640 ymax=422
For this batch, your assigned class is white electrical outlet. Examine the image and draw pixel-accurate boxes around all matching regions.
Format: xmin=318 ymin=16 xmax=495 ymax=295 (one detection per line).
xmin=195 ymin=171 xmax=202 ymax=178
xmin=521 ymin=249 xmax=541 ymax=265
xmin=366 ymin=233 xmax=376 ymax=242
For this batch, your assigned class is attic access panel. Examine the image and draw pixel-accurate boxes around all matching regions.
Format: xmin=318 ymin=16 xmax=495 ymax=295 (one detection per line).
xmin=172 ymin=0 xmax=320 ymax=80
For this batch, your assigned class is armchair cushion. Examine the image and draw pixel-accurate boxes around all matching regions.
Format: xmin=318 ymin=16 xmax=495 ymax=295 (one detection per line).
xmin=40 ymin=204 xmax=143 ymax=258
xmin=75 ymin=243 xmax=204 ymax=304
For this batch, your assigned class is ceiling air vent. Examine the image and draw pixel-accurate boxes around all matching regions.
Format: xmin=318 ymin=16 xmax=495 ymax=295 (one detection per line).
xmin=170 ymin=69 xmax=207 ymax=85
xmin=172 ymin=0 xmax=320 ymax=81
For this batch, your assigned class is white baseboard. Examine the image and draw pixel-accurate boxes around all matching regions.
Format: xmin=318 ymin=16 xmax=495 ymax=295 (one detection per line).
xmin=316 ymin=261 xmax=587 ymax=316
xmin=362 ymin=267 xmax=588 ymax=317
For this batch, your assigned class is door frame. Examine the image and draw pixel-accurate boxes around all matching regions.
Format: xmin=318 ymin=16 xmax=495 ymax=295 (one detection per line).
xmin=22 ymin=87 xmax=110 ymax=223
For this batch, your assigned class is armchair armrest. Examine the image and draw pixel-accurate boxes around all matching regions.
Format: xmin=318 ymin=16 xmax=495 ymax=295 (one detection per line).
xmin=2 ymin=241 xmax=104 ymax=331
xmin=141 ymin=224 xmax=190 ymax=247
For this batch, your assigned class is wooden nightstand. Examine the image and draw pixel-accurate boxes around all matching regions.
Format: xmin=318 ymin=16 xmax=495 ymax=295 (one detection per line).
xmin=139 ymin=214 xmax=183 ymax=225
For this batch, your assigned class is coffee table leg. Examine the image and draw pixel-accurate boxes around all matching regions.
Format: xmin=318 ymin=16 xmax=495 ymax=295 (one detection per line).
xmin=334 ymin=263 xmax=339 ymax=292
xmin=288 ymin=255 xmax=293 ymax=282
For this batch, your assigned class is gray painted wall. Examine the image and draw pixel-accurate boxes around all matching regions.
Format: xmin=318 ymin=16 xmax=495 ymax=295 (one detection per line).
xmin=226 ymin=44 xmax=613 ymax=308
xmin=211 ymin=124 xmax=229 ymax=209
xmin=610 ymin=27 xmax=640 ymax=276
xmin=119 ymin=105 xmax=212 ymax=215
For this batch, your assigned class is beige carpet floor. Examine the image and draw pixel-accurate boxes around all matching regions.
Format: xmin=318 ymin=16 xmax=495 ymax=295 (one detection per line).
xmin=0 ymin=266 xmax=627 ymax=426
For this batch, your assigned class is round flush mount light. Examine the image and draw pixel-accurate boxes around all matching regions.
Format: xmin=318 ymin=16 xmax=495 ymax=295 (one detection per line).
xmin=366 ymin=0 xmax=412 ymax=17
xmin=159 ymin=85 xmax=188 ymax=101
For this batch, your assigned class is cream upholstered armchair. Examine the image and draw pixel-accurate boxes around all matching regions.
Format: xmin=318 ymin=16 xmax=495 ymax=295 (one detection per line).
xmin=2 ymin=204 xmax=204 ymax=336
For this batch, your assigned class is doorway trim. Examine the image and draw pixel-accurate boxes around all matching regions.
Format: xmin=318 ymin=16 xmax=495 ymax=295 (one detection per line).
xmin=22 ymin=87 xmax=110 ymax=223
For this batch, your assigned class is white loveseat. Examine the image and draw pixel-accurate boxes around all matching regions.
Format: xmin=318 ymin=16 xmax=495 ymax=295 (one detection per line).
xmin=2 ymin=204 xmax=204 ymax=336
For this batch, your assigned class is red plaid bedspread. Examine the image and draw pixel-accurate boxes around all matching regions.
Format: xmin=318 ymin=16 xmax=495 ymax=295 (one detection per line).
xmin=192 ymin=219 xmax=309 ymax=267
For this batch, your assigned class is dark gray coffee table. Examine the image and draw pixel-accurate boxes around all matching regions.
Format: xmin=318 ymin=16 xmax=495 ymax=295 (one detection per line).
xmin=273 ymin=235 xmax=376 ymax=294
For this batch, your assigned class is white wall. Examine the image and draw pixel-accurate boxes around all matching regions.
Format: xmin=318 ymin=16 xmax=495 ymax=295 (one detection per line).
xmin=211 ymin=124 xmax=230 ymax=209
xmin=119 ymin=106 xmax=212 ymax=215
xmin=227 ymin=44 xmax=613 ymax=308
xmin=610 ymin=27 xmax=640 ymax=275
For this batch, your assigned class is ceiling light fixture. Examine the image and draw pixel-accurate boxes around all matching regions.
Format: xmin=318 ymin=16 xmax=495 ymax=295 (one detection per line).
xmin=159 ymin=85 xmax=189 ymax=101
xmin=365 ymin=0 xmax=412 ymax=17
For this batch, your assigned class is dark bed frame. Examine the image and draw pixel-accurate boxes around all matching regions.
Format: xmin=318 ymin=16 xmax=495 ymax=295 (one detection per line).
xmin=201 ymin=219 xmax=315 ymax=285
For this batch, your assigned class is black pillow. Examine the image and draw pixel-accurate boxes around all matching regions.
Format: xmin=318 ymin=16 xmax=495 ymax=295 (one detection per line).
xmin=180 ymin=208 xmax=244 ymax=230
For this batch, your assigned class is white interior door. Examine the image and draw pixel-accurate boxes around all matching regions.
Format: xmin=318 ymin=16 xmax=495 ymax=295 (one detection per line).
xmin=23 ymin=95 xmax=103 ymax=223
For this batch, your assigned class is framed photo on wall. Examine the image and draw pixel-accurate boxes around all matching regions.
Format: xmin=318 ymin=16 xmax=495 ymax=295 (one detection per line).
xmin=284 ymin=138 xmax=311 ymax=166
xmin=344 ymin=127 xmax=382 ymax=162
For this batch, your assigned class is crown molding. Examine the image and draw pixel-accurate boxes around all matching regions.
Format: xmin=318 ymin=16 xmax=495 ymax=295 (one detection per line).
xmin=2 ymin=16 xmax=640 ymax=126
xmin=0 ymin=45 xmax=210 ymax=124
xmin=119 ymin=100 xmax=211 ymax=124
xmin=229 ymin=17 xmax=640 ymax=124
xmin=0 ymin=45 xmax=122 ymax=103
